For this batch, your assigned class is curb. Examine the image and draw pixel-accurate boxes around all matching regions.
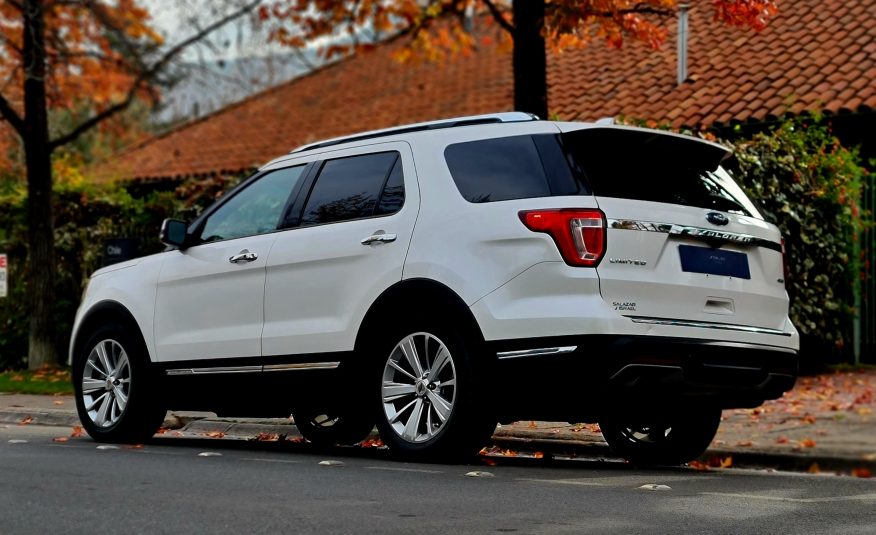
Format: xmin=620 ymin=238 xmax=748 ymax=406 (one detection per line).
xmin=4 ymin=408 xmax=874 ymax=474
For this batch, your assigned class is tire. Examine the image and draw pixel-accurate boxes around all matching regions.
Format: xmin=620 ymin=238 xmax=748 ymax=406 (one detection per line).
xmin=373 ymin=317 xmax=496 ymax=462
xmin=73 ymin=323 xmax=166 ymax=444
xmin=292 ymin=406 xmax=375 ymax=447
xmin=599 ymin=407 xmax=722 ymax=466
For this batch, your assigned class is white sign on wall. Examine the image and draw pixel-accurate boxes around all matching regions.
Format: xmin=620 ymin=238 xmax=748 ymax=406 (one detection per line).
xmin=0 ymin=254 xmax=6 ymax=298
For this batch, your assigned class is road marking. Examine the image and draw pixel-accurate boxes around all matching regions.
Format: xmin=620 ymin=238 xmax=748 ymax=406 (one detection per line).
xmin=517 ymin=478 xmax=606 ymax=487
xmin=701 ymin=492 xmax=876 ymax=504
xmin=319 ymin=460 xmax=344 ymax=466
xmin=198 ymin=451 xmax=222 ymax=457
xmin=366 ymin=466 xmax=442 ymax=474
xmin=241 ymin=457 xmax=303 ymax=464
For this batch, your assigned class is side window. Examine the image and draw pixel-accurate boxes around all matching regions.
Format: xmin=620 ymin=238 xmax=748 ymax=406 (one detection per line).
xmin=200 ymin=165 xmax=305 ymax=242
xmin=300 ymin=151 xmax=401 ymax=226
xmin=445 ymin=135 xmax=588 ymax=203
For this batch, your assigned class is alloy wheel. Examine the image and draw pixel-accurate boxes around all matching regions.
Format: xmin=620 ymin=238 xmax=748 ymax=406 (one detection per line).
xmin=80 ymin=339 xmax=131 ymax=428
xmin=381 ymin=332 xmax=457 ymax=443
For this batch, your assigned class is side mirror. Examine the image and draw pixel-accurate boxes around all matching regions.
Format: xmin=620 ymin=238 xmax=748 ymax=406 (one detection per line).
xmin=160 ymin=219 xmax=190 ymax=249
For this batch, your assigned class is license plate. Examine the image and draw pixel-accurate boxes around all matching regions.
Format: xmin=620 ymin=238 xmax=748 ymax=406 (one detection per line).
xmin=678 ymin=245 xmax=750 ymax=279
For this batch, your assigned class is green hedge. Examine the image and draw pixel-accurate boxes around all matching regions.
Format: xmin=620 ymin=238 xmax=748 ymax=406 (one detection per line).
xmin=725 ymin=118 xmax=869 ymax=363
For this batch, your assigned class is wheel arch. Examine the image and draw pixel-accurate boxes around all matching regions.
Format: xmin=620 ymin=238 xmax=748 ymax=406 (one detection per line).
xmin=355 ymin=278 xmax=485 ymax=354
xmin=71 ymin=300 xmax=152 ymax=365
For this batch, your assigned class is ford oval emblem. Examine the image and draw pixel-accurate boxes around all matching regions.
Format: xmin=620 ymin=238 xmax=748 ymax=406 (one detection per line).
xmin=706 ymin=212 xmax=729 ymax=226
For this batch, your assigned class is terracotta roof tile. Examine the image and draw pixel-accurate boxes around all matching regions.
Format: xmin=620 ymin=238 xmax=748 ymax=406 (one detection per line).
xmin=102 ymin=0 xmax=876 ymax=181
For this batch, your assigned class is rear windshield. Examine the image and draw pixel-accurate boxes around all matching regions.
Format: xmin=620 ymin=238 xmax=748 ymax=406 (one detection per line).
xmin=562 ymin=128 xmax=759 ymax=218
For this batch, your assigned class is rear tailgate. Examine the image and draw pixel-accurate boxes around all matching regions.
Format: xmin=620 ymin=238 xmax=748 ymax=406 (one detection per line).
xmin=559 ymin=125 xmax=789 ymax=331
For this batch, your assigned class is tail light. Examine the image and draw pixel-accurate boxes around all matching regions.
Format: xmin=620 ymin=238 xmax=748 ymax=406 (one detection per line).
xmin=519 ymin=209 xmax=606 ymax=267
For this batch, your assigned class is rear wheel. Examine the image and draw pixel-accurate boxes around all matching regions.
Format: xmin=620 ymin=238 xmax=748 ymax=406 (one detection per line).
xmin=291 ymin=406 xmax=374 ymax=447
xmin=375 ymin=323 xmax=496 ymax=462
xmin=73 ymin=324 xmax=166 ymax=443
xmin=599 ymin=408 xmax=722 ymax=466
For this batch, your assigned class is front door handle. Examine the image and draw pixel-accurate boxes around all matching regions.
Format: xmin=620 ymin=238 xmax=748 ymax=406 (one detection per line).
xmin=229 ymin=250 xmax=258 ymax=263
xmin=361 ymin=232 xmax=397 ymax=245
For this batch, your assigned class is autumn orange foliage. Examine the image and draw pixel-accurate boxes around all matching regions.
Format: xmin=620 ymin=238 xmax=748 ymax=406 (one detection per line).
xmin=0 ymin=0 xmax=162 ymax=174
xmin=259 ymin=0 xmax=778 ymax=61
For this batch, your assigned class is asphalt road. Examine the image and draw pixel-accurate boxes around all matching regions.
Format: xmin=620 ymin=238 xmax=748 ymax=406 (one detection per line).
xmin=2 ymin=424 xmax=875 ymax=535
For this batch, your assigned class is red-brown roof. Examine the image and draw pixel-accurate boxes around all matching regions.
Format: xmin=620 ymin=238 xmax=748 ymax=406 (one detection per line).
xmin=106 ymin=0 xmax=876 ymax=181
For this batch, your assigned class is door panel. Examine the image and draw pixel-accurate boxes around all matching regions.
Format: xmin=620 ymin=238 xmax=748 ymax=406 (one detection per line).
xmin=154 ymin=165 xmax=307 ymax=362
xmin=262 ymin=143 xmax=419 ymax=356
xmin=155 ymin=234 xmax=277 ymax=361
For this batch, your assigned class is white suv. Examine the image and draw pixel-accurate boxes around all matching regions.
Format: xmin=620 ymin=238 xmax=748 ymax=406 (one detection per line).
xmin=70 ymin=113 xmax=799 ymax=464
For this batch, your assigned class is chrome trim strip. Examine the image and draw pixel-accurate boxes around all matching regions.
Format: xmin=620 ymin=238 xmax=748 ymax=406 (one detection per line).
xmin=263 ymin=362 xmax=340 ymax=372
xmin=628 ymin=317 xmax=791 ymax=337
xmin=496 ymin=346 xmax=577 ymax=360
xmin=165 ymin=365 xmax=262 ymax=376
xmin=606 ymin=219 xmax=782 ymax=252
xmin=166 ymin=362 xmax=342 ymax=375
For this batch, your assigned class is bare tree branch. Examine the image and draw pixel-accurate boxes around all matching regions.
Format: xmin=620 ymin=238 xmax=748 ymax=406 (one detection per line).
xmin=48 ymin=0 xmax=262 ymax=151
xmin=481 ymin=0 xmax=514 ymax=34
xmin=0 ymin=92 xmax=25 ymax=136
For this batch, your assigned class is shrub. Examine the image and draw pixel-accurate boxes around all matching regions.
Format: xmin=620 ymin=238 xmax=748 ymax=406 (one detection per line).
xmin=725 ymin=117 xmax=869 ymax=363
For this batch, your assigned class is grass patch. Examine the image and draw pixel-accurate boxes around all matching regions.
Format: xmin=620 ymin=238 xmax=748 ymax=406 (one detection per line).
xmin=0 ymin=367 xmax=73 ymax=395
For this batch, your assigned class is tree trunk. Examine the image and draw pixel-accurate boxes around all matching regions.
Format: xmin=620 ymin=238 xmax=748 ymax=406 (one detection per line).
xmin=22 ymin=0 xmax=57 ymax=369
xmin=512 ymin=0 xmax=548 ymax=119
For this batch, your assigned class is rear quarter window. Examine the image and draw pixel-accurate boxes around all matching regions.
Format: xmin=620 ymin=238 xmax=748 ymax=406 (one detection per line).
xmin=444 ymin=135 xmax=588 ymax=203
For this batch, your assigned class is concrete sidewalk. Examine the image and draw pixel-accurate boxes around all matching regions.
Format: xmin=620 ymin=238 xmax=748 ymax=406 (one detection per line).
xmin=2 ymin=369 xmax=874 ymax=474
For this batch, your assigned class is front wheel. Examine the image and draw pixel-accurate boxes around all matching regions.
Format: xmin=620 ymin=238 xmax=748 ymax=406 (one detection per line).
xmin=375 ymin=325 xmax=496 ymax=462
xmin=73 ymin=324 xmax=166 ymax=443
xmin=599 ymin=408 xmax=722 ymax=466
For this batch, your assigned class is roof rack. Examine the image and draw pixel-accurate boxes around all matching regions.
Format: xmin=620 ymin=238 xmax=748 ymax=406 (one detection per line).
xmin=290 ymin=112 xmax=539 ymax=153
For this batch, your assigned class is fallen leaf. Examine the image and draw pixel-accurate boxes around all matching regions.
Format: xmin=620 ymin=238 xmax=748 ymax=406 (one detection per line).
xmin=10 ymin=374 xmax=24 ymax=382
xmin=52 ymin=437 xmax=69 ymax=443
xmin=736 ymin=440 xmax=753 ymax=447
xmin=802 ymin=414 xmax=817 ymax=424
xmin=800 ymin=438 xmax=817 ymax=448
xmin=204 ymin=431 xmax=225 ymax=439
xmin=70 ymin=426 xmax=84 ymax=438
xmin=776 ymin=436 xmax=790 ymax=444
xmin=533 ymin=451 xmax=545 ymax=459
xmin=52 ymin=400 xmax=64 ymax=406
xmin=807 ymin=463 xmax=820 ymax=474
xmin=254 ymin=432 xmax=280 ymax=442
xmin=286 ymin=436 xmax=306 ymax=443
xmin=125 ymin=444 xmax=145 ymax=450
xmin=852 ymin=468 xmax=873 ymax=478
xmin=18 ymin=416 xmax=33 ymax=426
xmin=359 ymin=438 xmax=384 ymax=448
xmin=688 ymin=460 xmax=710 ymax=472
xmin=528 ymin=421 xmax=537 ymax=429
xmin=155 ymin=427 xmax=169 ymax=435
xmin=857 ymin=407 xmax=873 ymax=415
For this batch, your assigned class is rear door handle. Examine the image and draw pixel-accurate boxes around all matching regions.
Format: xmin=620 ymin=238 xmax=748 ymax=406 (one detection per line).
xmin=361 ymin=232 xmax=397 ymax=245
xmin=229 ymin=250 xmax=258 ymax=263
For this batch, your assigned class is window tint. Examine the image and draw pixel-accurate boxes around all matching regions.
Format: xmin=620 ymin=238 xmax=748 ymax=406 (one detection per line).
xmin=200 ymin=165 xmax=305 ymax=242
xmin=444 ymin=135 xmax=588 ymax=203
xmin=300 ymin=152 xmax=400 ymax=226
xmin=375 ymin=157 xmax=405 ymax=215
xmin=562 ymin=128 xmax=757 ymax=217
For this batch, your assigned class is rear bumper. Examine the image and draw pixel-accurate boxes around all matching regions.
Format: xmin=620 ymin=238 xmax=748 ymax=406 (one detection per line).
xmin=488 ymin=335 xmax=797 ymax=422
